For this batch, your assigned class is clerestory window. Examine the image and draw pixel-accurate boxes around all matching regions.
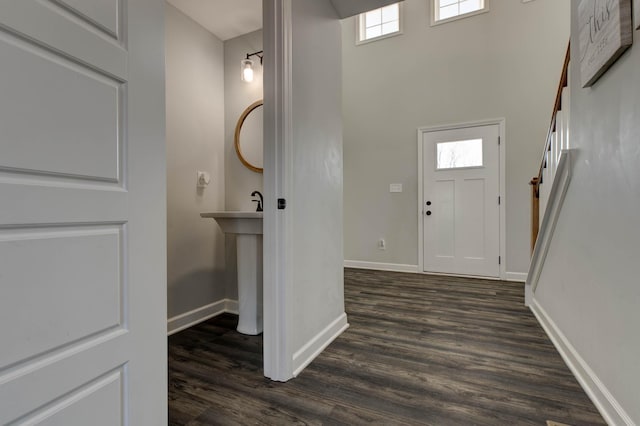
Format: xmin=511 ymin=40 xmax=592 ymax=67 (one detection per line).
xmin=432 ymin=0 xmax=489 ymax=25
xmin=357 ymin=3 xmax=402 ymax=44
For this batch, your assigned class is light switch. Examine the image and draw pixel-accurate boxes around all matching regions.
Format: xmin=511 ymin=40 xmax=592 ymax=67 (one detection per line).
xmin=197 ymin=171 xmax=211 ymax=187
xmin=390 ymin=183 xmax=403 ymax=193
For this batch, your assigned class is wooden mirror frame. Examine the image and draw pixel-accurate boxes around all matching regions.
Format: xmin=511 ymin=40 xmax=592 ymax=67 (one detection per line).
xmin=234 ymin=100 xmax=263 ymax=173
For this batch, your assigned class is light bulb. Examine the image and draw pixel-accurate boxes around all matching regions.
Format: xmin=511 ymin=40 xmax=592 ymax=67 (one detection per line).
xmin=243 ymin=67 xmax=254 ymax=82
xmin=241 ymin=59 xmax=254 ymax=83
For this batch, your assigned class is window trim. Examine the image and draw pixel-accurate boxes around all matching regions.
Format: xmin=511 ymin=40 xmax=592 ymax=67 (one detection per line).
xmin=356 ymin=2 xmax=404 ymax=45
xmin=430 ymin=0 xmax=490 ymax=27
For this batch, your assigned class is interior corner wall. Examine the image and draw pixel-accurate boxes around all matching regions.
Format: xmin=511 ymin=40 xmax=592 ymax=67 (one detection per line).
xmin=223 ymin=30 xmax=264 ymax=301
xmin=342 ymin=0 xmax=570 ymax=275
xmin=166 ymin=4 xmax=226 ymax=324
xmin=533 ymin=3 xmax=640 ymax=423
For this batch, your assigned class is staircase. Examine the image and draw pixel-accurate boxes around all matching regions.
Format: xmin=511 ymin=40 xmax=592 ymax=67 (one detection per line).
xmin=525 ymin=43 xmax=572 ymax=305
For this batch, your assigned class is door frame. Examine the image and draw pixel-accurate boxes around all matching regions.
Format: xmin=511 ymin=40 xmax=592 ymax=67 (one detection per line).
xmin=417 ymin=118 xmax=507 ymax=280
xmin=263 ymin=0 xmax=294 ymax=381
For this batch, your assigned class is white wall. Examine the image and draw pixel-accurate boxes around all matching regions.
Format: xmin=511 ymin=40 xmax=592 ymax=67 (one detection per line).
xmin=290 ymin=0 xmax=347 ymax=371
xmin=342 ymin=0 xmax=570 ymax=275
xmin=166 ymin=4 xmax=227 ymax=323
xmin=534 ymin=5 xmax=640 ymax=423
xmin=223 ymin=30 xmax=264 ymax=301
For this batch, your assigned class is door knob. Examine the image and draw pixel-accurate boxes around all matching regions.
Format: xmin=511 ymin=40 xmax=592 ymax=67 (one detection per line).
xmin=426 ymin=211 xmax=432 ymax=216
xmin=426 ymin=201 xmax=432 ymax=206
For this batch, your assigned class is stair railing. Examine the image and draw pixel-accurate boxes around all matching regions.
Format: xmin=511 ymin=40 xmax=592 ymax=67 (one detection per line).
xmin=526 ymin=43 xmax=573 ymax=306
xmin=530 ymin=43 xmax=571 ymax=254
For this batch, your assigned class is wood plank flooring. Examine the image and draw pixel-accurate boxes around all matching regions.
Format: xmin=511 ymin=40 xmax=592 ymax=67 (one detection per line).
xmin=169 ymin=269 xmax=605 ymax=425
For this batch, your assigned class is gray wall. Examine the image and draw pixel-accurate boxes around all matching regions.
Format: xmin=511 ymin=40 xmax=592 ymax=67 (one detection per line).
xmin=224 ymin=30 xmax=264 ymax=211
xmin=223 ymin=30 xmax=264 ymax=301
xmin=166 ymin=4 xmax=226 ymax=320
xmin=262 ymin=0 xmax=346 ymax=379
xmin=342 ymin=0 xmax=570 ymax=275
xmin=290 ymin=0 xmax=346 ymax=355
xmin=535 ymin=4 xmax=640 ymax=423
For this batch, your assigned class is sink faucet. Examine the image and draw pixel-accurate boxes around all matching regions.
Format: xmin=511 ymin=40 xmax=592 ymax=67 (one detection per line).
xmin=251 ymin=191 xmax=263 ymax=212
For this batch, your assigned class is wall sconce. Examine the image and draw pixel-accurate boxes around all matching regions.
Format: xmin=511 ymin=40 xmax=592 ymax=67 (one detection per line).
xmin=241 ymin=50 xmax=263 ymax=83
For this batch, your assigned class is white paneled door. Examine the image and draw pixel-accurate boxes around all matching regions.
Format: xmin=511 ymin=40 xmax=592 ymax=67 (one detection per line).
xmin=422 ymin=124 xmax=500 ymax=278
xmin=0 ymin=1 xmax=167 ymax=425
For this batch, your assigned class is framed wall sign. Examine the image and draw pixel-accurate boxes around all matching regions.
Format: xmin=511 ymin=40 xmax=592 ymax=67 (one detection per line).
xmin=578 ymin=0 xmax=633 ymax=87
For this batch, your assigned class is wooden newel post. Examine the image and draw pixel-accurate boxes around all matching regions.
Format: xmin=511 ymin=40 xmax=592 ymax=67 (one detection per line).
xmin=530 ymin=177 xmax=540 ymax=255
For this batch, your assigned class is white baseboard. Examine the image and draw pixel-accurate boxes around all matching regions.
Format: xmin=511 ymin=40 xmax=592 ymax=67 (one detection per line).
xmin=167 ymin=298 xmax=239 ymax=336
xmin=505 ymin=272 xmax=527 ymax=282
xmin=292 ymin=313 xmax=349 ymax=377
xmin=225 ymin=299 xmax=239 ymax=315
xmin=344 ymin=260 xmax=418 ymax=274
xmin=345 ymin=261 xmax=521 ymax=281
xmin=530 ymin=299 xmax=633 ymax=426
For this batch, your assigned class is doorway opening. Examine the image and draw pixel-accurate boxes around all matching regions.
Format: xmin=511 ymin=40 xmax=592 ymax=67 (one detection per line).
xmin=165 ymin=0 xmax=269 ymax=376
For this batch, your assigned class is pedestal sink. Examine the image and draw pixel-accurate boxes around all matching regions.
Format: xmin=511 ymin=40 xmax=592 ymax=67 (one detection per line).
xmin=200 ymin=212 xmax=263 ymax=335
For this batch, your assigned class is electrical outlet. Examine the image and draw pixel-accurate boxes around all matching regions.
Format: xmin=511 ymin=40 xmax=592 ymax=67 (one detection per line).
xmin=378 ymin=238 xmax=386 ymax=250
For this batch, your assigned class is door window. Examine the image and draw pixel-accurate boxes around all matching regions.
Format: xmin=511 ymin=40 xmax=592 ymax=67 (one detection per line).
xmin=436 ymin=139 xmax=483 ymax=169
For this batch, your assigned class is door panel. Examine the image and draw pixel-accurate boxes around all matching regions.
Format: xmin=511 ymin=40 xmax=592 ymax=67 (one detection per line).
xmin=0 ymin=1 xmax=126 ymax=77
xmin=433 ymin=179 xmax=455 ymax=258
xmin=0 ymin=226 xmax=123 ymax=370
xmin=55 ymin=0 xmax=120 ymax=37
xmin=0 ymin=0 xmax=166 ymax=424
xmin=8 ymin=367 xmax=125 ymax=426
xmin=459 ymin=178 xmax=485 ymax=259
xmin=0 ymin=33 xmax=121 ymax=181
xmin=423 ymin=124 xmax=500 ymax=278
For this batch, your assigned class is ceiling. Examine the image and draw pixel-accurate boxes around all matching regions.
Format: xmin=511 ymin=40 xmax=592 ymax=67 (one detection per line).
xmin=166 ymin=0 xmax=400 ymax=41
xmin=167 ymin=0 xmax=262 ymax=41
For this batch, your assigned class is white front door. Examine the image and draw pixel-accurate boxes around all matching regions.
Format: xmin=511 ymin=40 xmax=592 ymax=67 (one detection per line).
xmin=422 ymin=124 xmax=500 ymax=278
xmin=0 ymin=1 xmax=167 ymax=424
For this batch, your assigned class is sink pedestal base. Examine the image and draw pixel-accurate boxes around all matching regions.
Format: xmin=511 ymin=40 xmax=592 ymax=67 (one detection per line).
xmin=200 ymin=211 xmax=263 ymax=335
xmin=236 ymin=234 xmax=263 ymax=335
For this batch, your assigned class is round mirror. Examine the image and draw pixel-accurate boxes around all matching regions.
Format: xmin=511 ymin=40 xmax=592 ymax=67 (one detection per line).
xmin=234 ymin=100 xmax=263 ymax=173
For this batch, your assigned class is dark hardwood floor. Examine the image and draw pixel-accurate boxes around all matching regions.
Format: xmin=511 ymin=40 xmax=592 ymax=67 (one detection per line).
xmin=169 ymin=269 xmax=605 ymax=425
